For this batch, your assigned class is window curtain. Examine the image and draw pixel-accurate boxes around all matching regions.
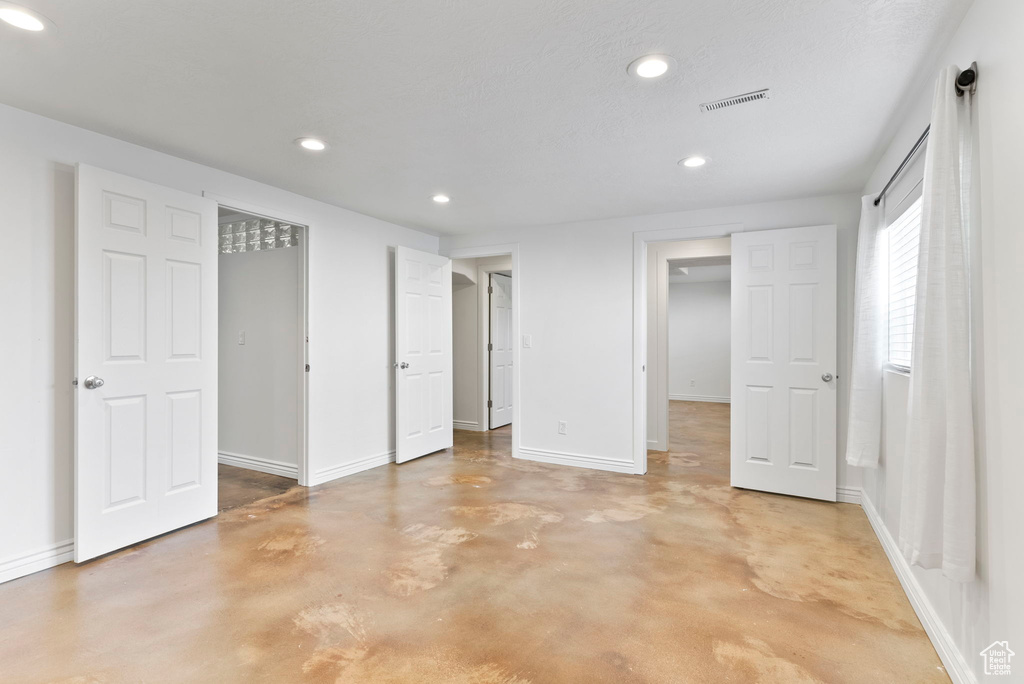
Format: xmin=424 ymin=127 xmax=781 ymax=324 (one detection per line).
xmin=845 ymin=196 xmax=886 ymax=468
xmin=898 ymin=66 xmax=976 ymax=583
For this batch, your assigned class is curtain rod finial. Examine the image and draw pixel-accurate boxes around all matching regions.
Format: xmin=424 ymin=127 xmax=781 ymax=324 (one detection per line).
xmin=956 ymin=61 xmax=978 ymax=97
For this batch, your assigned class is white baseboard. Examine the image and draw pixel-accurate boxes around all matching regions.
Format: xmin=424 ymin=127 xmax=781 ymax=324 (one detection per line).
xmin=218 ymin=451 xmax=298 ymax=479
xmin=835 ymin=486 xmax=862 ymax=504
xmin=669 ymin=394 xmax=730 ymax=403
xmin=861 ymin=495 xmax=976 ymax=684
xmin=453 ymin=420 xmax=484 ymax=432
xmin=518 ymin=447 xmax=635 ymax=474
xmin=0 ymin=539 xmax=74 ymax=585
xmin=309 ymin=450 xmax=396 ymax=486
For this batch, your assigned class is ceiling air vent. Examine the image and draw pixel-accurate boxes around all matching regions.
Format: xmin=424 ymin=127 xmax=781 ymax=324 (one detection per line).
xmin=700 ymin=89 xmax=770 ymax=113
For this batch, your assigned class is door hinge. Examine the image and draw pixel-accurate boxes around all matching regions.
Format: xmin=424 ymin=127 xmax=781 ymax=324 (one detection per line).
xmin=487 ymin=343 xmax=493 ymax=351
xmin=487 ymin=399 xmax=493 ymax=408
xmin=305 ymin=364 xmax=310 ymax=372
xmin=488 ymin=286 xmax=493 ymax=294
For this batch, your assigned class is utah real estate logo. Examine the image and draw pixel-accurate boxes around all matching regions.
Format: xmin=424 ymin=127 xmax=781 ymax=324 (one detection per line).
xmin=979 ymin=641 xmax=1014 ymax=676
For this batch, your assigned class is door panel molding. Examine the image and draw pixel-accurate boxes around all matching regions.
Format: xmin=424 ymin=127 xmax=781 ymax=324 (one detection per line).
xmin=395 ymin=246 xmax=453 ymax=463
xmin=730 ymin=225 xmax=837 ymax=501
xmin=76 ymin=164 xmax=218 ymax=562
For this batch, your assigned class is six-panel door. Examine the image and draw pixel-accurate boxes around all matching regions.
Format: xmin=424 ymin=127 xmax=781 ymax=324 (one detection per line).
xmin=489 ymin=273 xmax=513 ymax=429
xmin=75 ymin=164 xmax=218 ymax=561
xmin=730 ymin=225 xmax=837 ymax=501
xmin=395 ymin=246 xmax=453 ymax=463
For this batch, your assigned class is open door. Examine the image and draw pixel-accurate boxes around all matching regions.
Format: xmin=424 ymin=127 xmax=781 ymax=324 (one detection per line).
xmin=395 ymin=246 xmax=453 ymax=463
xmin=75 ymin=164 xmax=218 ymax=561
xmin=488 ymin=273 xmax=513 ymax=429
xmin=730 ymin=225 xmax=837 ymax=501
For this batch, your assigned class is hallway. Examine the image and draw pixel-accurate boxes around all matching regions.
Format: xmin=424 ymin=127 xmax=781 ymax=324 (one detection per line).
xmin=0 ymin=404 xmax=944 ymax=682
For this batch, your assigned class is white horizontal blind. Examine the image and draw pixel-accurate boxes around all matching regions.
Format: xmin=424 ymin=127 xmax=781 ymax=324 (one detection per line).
xmin=888 ymin=196 xmax=923 ymax=369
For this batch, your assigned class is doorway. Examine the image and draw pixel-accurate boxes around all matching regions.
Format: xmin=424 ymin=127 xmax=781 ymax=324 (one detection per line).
xmin=215 ymin=205 xmax=309 ymax=499
xmin=451 ymin=255 xmax=514 ymax=433
xmin=634 ymin=225 xmax=839 ymax=501
xmin=663 ymin=250 xmax=732 ymax=481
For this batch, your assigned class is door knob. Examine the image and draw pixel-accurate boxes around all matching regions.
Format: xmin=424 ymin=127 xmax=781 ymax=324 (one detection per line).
xmin=83 ymin=375 xmax=105 ymax=390
xmin=821 ymin=373 xmax=834 ymax=383
xmin=398 ymin=362 xmax=409 ymax=370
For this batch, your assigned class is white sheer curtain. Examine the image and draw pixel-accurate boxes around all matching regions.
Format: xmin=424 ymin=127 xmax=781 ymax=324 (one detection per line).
xmin=898 ymin=66 xmax=976 ymax=583
xmin=845 ymin=196 xmax=886 ymax=468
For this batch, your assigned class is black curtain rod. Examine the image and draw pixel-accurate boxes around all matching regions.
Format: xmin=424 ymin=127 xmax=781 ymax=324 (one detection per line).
xmin=873 ymin=62 xmax=978 ymax=207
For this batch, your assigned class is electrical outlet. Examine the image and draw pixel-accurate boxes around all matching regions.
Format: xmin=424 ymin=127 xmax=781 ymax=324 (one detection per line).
xmin=690 ymin=379 xmax=696 ymax=388
xmin=238 ymin=330 xmax=246 ymax=345
xmin=557 ymin=420 xmax=567 ymax=435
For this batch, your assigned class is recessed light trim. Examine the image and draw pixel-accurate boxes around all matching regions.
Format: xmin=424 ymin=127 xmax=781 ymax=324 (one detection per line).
xmin=0 ymin=2 xmax=51 ymax=31
xmin=432 ymin=194 xmax=451 ymax=204
xmin=627 ymin=54 xmax=676 ymax=80
xmin=296 ymin=137 xmax=327 ymax=151
xmin=679 ymin=156 xmax=708 ymax=168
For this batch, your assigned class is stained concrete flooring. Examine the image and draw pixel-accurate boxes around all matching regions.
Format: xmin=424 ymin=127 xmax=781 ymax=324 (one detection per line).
xmin=218 ymin=463 xmax=295 ymax=512
xmin=0 ymin=402 xmax=946 ymax=682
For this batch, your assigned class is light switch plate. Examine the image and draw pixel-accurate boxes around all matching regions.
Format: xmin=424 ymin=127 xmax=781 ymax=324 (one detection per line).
xmin=522 ymin=334 xmax=532 ymax=348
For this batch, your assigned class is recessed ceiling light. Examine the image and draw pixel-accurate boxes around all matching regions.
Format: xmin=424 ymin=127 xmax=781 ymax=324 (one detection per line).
xmin=432 ymin=194 xmax=450 ymax=204
xmin=679 ymin=156 xmax=708 ymax=168
xmin=627 ymin=54 xmax=676 ymax=80
xmin=296 ymin=137 xmax=327 ymax=151
xmin=0 ymin=2 xmax=49 ymax=31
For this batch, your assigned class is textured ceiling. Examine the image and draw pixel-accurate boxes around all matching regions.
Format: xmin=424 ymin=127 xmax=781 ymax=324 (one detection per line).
xmin=0 ymin=0 xmax=972 ymax=235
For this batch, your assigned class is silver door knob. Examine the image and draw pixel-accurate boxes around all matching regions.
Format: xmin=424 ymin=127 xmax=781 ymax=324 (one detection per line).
xmin=399 ymin=362 xmax=409 ymax=369
xmin=821 ymin=373 xmax=834 ymax=383
xmin=83 ymin=375 xmax=105 ymax=390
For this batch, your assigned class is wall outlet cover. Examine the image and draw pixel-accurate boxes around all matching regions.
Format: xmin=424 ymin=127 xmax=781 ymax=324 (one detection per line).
xmin=557 ymin=420 xmax=567 ymax=435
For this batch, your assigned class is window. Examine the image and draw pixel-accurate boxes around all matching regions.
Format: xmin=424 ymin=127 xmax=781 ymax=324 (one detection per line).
xmin=887 ymin=196 xmax=923 ymax=369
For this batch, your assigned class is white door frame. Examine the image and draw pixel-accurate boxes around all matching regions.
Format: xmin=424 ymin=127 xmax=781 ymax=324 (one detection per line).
xmin=632 ymin=224 xmax=742 ymax=474
xmin=203 ymin=192 xmax=311 ymax=486
xmin=445 ymin=244 xmax=520 ymax=459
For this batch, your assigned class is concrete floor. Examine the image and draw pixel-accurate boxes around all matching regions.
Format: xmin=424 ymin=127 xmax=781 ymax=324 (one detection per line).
xmin=218 ymin=463 xmax=295 ymax=512
xmin=0 ymin=402 xmax=946 ymax=683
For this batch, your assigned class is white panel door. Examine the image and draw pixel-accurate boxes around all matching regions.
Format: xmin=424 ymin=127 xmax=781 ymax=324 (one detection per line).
xmin=489 ymin=273 xmax=513 ymax=429
xmin=730 ymin=225 xmax=837 ymax=501
xmin=75 ymin=164 xmax=218 ymax=561
xmin=395 ymin=246 xmax=453 ymax=463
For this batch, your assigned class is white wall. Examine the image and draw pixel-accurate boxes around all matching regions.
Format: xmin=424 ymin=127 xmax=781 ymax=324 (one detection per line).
xmin=0 ymin=103 xmax=437 ymax=583
xmin=858 ymin=0 xmax=1024 ymax=680
xmin=218 ymin=246 xmax=300 ymax=472
xmin=452 ymin=258 xmax=480 ymax=429
xmin=668 ymin=282 xmax=730 ymax=401
xmin=441 ymin=193 xmax=861 ymax=487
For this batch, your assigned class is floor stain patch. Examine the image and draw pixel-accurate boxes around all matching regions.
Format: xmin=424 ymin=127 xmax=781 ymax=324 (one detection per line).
xmin=449 ymin=502 xmax=563 ymax=549
xmin=257 ymin=530 xmax=325 ymax=557
xmin=424 ymin=474 xmax=493 ymax=487
xmin=714 ymin=637 xmax=824 ymax=683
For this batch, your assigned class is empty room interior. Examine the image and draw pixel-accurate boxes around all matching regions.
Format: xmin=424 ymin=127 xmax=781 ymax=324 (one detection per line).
xmin=0 ymin=1 xmax=1021 ymax=682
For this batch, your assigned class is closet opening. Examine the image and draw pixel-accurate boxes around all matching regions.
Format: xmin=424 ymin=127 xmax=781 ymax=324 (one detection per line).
xmin=216 ymin=206 xmax=309 ymax=508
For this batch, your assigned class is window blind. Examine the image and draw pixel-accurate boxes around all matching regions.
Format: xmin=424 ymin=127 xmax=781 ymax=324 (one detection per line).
xmin=888 ymin=196 xmax=923 ymax=369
